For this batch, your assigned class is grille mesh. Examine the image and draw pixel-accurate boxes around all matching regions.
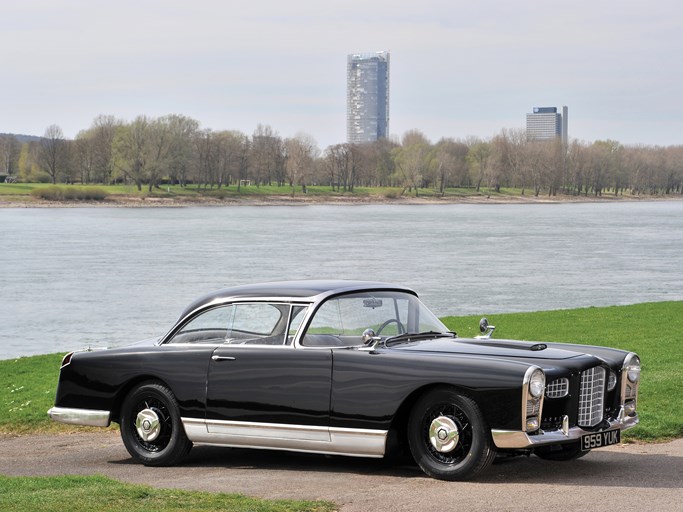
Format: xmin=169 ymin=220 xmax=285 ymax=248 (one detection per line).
xmin=546 ymin=378 xmax=569 ymax=398
xmin=578 ymin=367 xmax=605 ymax=427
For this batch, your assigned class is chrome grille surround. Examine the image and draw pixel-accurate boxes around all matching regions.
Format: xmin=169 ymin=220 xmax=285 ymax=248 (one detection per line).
xmin=578 ymin=366 xmax=606 ymax=427
xmin=546 ymin=378 xmax=569 ymax=398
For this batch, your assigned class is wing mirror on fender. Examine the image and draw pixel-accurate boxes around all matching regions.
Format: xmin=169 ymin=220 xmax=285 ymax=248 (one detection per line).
xmin=475 ymin=318 xmax=495 ymax=339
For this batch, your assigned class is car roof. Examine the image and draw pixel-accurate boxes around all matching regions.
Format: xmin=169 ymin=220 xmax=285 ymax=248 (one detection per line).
xmin=178 ymin=280 xmax=417 ymax=319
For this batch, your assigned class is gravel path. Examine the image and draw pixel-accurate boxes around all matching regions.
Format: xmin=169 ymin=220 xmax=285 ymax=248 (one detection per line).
xmin=2 ymin=431 xmax=682 ymax=511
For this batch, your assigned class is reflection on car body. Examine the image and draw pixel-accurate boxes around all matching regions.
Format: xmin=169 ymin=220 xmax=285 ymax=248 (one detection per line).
xmin=48 ymin=280 xmax=641 ymax=480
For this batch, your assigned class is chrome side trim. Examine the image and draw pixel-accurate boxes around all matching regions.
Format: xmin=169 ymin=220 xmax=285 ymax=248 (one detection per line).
xmin=491 ymin=414 xmax=639 ymax=449
xmin=47 ymin=407 xmax=111 ymax=427
xmin=182 ymin=418 xmax=387 ymax=458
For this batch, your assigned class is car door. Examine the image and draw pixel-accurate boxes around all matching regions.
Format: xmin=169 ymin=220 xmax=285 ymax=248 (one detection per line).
xmin=205 ymin=303 xmax=333 ymax=439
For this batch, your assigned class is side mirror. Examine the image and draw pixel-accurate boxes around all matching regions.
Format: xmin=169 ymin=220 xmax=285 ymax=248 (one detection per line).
xmin=475 ymin=318 xmax=496 ymax=339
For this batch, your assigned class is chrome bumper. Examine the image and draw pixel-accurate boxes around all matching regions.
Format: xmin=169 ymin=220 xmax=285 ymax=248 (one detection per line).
xmin=491 ymin=413 xmax=639 ymax=449
xmin=48 ymin=407 xmax=111 ymax=427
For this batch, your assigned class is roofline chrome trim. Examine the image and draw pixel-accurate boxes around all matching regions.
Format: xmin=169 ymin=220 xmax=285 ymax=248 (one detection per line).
xmin=164 ymin=282 xmax=415 ymax=345
xmin=491 ymin=414 xmax=639 ymax=449
xmin=182 ymin=418 xmax=388 ymax=458
xmin=48 ymin=407 xmax=111 ymax=427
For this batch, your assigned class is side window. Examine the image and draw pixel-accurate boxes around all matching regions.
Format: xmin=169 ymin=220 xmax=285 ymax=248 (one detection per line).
xmin=168 ymin=306 xmax=233 ymax=344
xmin=302 ymin=294 xmax=410 ymax=347
xmin=227 ymin=303 xmax=286 ymax=345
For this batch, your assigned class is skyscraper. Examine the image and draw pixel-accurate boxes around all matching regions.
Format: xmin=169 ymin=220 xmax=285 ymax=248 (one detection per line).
xmin=526 ymin=106 xmax=568 ymax=146
xmin=346 ymin=51 xmax=390 ymax=144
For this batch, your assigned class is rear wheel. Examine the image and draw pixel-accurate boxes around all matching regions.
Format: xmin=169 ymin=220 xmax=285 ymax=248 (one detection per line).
xmin=407 ymin=388 xmax=496 ymax=480
xmin=120 ymin=382 xmax=192 ymax=466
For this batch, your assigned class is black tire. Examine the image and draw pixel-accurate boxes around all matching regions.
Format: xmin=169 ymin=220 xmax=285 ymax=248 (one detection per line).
xmin=120 ymin=382 xmax=192 ymax=466
xmin=534 ymin=442 xmax=589 ymax=461
xmin=407 ymin=388 xmax=496 ymax=481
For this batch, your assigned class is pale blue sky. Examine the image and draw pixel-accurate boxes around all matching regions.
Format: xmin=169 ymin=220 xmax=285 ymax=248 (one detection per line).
xmin=1 ymin=0 xmax=681 ymax=148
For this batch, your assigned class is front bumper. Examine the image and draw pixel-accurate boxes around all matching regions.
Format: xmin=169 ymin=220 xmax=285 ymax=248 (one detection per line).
xmin=48 ymin=407 xmax=111 ymax=427
xmin=492 ymin=413 xmax=639 ymax=449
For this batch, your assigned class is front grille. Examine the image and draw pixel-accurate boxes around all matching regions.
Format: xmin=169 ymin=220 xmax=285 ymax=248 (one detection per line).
xmin=546 ymin=378 xmax=569 ymax=398
xmin=578 ymin=367 xmax=606 ymax=427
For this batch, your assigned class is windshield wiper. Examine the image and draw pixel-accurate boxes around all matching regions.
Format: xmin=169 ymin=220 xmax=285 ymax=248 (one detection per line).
xmin=384 ymin=331 xmax=456 ymax=346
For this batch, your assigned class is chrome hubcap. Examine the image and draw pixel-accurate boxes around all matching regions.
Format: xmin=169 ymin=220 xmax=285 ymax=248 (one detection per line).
xmin=135 ymin=408 xmax=161 ymax=442
xmin=429 ymin=415 xmax=459 ymax=453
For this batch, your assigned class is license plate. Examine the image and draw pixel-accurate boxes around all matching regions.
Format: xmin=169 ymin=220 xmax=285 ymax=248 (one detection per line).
xmin=581 ymin=429 xmax=621 ymax=451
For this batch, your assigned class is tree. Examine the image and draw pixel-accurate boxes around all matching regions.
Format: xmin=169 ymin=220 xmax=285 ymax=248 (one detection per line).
xmin=113 ymin=116 xmax=150 ymax=190
xmin=0 ymin=135 xmax=21 ymax=178
xmin=251 ymin=124 xmax=284 ymax=187
xmin=433 ymin=138 xmax=470 ymax=193
xmin=284 ymin=133 xmax=318 ymax=195
xmin=393 ymin=130 xmax=433 ymax=196
xmin=466 ymin=139 xmax=491 ymax=192
xmin=38 ymin=125 xmax=68 ymax=184
xmin=90 ymin=115 xmax=121 ymax=184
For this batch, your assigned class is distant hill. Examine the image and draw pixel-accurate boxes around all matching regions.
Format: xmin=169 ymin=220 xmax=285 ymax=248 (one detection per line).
xmin=0 ymin=133 xmax=42 ymax=143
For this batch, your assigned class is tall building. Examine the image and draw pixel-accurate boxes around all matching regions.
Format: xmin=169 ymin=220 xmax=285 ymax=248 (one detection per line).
xmin=346 ymin=51 xmax=390 ymax=144
xmin=526 ymin=106 xmax=568 ymax=146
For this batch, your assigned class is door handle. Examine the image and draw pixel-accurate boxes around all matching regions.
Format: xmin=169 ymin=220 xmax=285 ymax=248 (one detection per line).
xmin=211 ymin=355 xmax=236 ymax=362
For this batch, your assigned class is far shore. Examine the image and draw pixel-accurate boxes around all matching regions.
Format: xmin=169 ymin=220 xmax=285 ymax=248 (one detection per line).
xmin=2 ymin=192 xmax=682 ymax=208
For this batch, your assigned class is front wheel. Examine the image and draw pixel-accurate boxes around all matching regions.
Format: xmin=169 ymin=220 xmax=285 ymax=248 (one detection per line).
xmin=120 ymin=382 xmax=192 ymax=466
xmin=407 ymin=388 xmax=496 ymax=481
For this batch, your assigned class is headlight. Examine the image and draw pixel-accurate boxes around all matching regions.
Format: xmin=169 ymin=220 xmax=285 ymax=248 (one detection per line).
xmin=529 ymin=369 xmax=546 ymax=398
xmin=626 ymin=356 xmax=641 ymax=383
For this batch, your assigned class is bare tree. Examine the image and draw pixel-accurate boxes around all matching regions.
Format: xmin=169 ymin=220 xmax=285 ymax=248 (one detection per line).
xmin=0 ymin=135 xmax=21 ymax=178
xmin=39 ymin=125 xmax=68 ymax=184
xmin=284 ymin=133 xmax=318 ymax=195
xmin=90 ymin=115 xmax=121 ymax=184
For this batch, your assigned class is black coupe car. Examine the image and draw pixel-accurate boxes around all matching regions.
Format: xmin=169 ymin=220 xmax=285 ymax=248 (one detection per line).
xmin=48 ymin=280 xmax=641 ymax=480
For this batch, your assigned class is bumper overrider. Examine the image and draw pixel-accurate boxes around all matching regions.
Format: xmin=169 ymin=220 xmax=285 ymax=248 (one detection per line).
xmin=48 ymin=407 xmax=111 ymax=427
xmin=491 ymin=410 xmax=639 ymax=449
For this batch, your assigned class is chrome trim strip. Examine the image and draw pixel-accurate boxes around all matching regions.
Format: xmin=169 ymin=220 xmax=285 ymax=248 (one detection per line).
xmin=182 ymin=418 xmax=387 ymax=458
xmin=47 ymin=407 xmax=111 ymax=427
xmin=491 ymin=414 xmax=639 ymax=449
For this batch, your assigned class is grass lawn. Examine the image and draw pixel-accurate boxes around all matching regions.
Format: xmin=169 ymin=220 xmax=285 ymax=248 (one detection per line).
xmin=0 ymin=182 xmax=508 ymax=201
xmin=0 ymin=475 xmax=334 ymax=512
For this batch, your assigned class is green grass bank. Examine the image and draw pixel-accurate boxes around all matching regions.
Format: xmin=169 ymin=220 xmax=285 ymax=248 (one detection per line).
xmin=2 ymin=301 xmax=681 ymax=440
xmin=2 ymin=181 xmax=671 ymax=205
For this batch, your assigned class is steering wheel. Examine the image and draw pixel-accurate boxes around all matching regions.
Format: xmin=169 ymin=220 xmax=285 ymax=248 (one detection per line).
xmin=375 ymin=318 xmax=406 ymax=336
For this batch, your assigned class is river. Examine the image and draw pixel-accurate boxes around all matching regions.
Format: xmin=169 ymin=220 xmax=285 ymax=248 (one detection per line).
xmin=1 ymin=201 xmax=682 ymax=359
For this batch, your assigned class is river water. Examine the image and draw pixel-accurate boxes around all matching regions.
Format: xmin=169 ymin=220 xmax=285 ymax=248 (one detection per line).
xmin=2 ymin=201 xmax=682 ymax=359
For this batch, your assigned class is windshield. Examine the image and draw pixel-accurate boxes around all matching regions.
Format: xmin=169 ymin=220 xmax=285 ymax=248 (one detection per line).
xmin=301 ymin=291 xmax=448 ymax=347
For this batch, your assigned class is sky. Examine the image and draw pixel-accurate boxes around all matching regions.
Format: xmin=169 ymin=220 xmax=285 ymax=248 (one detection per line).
xmin=1 ymin=0 xmax=682 ymax=149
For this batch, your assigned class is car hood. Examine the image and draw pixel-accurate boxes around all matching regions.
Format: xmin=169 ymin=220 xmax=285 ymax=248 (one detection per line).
xmin=388 ymin=336 xmax=586 ymax=361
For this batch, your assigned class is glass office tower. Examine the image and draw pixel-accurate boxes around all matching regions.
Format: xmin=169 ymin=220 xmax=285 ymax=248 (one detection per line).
xmin=347 ymin=51 xmax=390 ymax=143
xmin=526 ymin=106 xmax=568 ymax=147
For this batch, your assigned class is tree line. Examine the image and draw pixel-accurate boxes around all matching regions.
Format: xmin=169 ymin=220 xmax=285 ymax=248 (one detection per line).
xmin=1 ymin=114 xmax=682 ymax=196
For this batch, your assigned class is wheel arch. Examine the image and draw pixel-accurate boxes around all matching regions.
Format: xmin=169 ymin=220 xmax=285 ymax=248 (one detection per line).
xmin=387 ymin=383 xmax=478 ymax=456
xmin=110 ymin=376 xmax=172 ymax=423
